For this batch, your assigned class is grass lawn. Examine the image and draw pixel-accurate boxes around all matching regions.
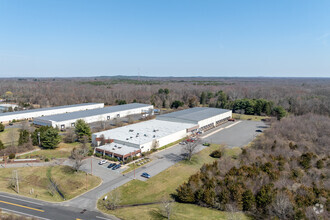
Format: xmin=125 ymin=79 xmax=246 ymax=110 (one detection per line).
xmin=98 ymin=144 xmax=246 ymax=219
xmin=107 ymin=203 xmax=248 ymax=220
xmin=0 ymin=165 xmax=101 ymax=202
xmin=232 ymin=113 xmax=269 ymax=121
xmin=20 ymin=142 xmax=81 ymax=160
xmin=0 ymin=128 xmax=19 ymax=147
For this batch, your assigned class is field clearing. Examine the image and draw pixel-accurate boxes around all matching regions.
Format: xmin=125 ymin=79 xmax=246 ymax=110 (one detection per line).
xmin=98 ymin=144 xmax=246 ymax=219
xmin=20 ymin=142 xmax=81 ymax=159
xmin=108 ymin=203 xmax=248 ymax=220
xmin=0 ymin=165 xmax=101 ymax=202
xmin=232 ymin=113 xmax=269 ymax=121
xmin=0 ymin=128 xmax=19 ymax=146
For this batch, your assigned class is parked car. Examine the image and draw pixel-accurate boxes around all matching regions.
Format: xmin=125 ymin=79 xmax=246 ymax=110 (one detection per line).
xmin=107 ymin=163 xmax=116 ymax=168
xmin=186 ymin=139 xmax=195 ymax=142
xmin=98 ymin=160 xmax=107 ymax=165
xmin=256 ymin=129 xmax=263 ymax=132
xmin=228 ymin=118 xmax=236 ymax=121
xmin=179 ymin=141 xmax=187 ymax=145
xmin=141 ymin=172 xmax=151 ymax=178
xmin=112 ymin=164 xmax=121 ymax=170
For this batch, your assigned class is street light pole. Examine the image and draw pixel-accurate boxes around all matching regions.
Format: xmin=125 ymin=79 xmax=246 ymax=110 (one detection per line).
xmin=37 ymin=132 xmax=41 ymax=147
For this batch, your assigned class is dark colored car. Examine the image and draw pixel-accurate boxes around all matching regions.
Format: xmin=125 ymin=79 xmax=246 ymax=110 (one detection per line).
xmin=256 ymin=129 xmax=263 ymax=132
xmin=141 ymin=172 xmax=151 ymax=178
xmin=112 ymin=164 xmax=121 ymax=170
xmin=107 ymin=163 xmax=116 ymax=169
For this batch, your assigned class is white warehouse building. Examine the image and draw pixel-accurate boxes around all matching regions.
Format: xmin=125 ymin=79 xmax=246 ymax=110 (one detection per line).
xmin=94 ymin=119 xmax=197 ymax=160
xmin=33 ymin=103 xmax=153 ymax=130
xmin=93 ymin=107 xmax=232 ymax=161
xmin=156 ymin=107 xmax=232 ymax=131
xmin=0 ymin=103 xmax=104 ymax=124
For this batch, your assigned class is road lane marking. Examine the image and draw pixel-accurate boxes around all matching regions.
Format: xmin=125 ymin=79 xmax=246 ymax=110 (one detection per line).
xmin=0 ymin=207 xmax=50 ymax=220
xmin=0 ymin=194 xmax=44 ymax=206
xmin=0 ymin=200 xmax=44 ymax=212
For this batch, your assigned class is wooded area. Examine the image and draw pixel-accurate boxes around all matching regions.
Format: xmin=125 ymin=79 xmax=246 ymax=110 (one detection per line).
xmin=0 ymin=77 xmax=329 ymax=116
xmin=176 ymin=114 xmax=329 ymax=219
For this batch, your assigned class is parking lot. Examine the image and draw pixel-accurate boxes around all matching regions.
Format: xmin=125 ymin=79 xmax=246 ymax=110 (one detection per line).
xmin=202 ymin=120 xmax=267 ymax=148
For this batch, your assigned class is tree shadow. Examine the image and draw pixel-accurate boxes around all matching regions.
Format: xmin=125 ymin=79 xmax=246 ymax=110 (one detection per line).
xmin=61 ymin=165 xmax=75 ymax=174
xmin=149 ymin=209 xmax=165 ymax=220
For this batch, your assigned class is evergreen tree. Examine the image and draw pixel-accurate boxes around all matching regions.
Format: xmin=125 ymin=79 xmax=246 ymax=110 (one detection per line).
xmin=18 ymin=129 xmax=30 ymax=145
xmin=41 ymin=128 xmax=61 ymax=149
xmin=200 ymin=92 xmax=206 ymax=105
xmin=75 ymin=119 xmax=91 ymax=141
xmin=0 ymin=123 xmax=4 ymax=132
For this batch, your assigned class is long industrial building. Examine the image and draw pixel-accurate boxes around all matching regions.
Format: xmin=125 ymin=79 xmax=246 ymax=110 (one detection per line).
xmin=33 ymin=103 xmax=153 ymax=130
xmin=0 ymin=103 xmax=104 ymax=124
xmin=94 ymin=107 xmax=232 ymax=161
xmin=157 ymin=107 xmax=232 ymax=131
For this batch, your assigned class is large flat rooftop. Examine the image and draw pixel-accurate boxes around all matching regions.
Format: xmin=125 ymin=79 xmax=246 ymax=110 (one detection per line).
xmin=35 ymin=103 xmax=153 ymax=122
xmin=93 ymin=119 xmax=196 ymax=145
xmin=157 ymin=107 xmax=231 ymax=122
xmin=0 ymin=103 xmax=103 ymax=117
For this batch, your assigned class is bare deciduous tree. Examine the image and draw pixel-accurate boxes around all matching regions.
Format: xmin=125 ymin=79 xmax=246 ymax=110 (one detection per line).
xmin=268 ymin=192 xmax=294 ymax=220
xmin=160 ymin=195 xmax=173 ymax=220
xmin=70 ymin=142 xmax=88 ymax=171
xmin=104 ymin=190 xmax=121 ymax=210
xmin=182 ymin=139 xmax=200 ymax=161
xmin=63 ymin=128 xmax=76 ymax=143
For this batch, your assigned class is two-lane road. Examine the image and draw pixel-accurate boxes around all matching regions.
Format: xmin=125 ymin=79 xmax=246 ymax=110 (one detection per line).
xmin=0 ymin=193 xmax=115 ymax=220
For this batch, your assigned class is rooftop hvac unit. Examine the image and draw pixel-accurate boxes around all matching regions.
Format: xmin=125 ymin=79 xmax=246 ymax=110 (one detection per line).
xmin=114 ymin=145 xmax=117 ymax=147
xmin=144 ymin=134 xmax=147 ymax=137
xmin=112 ymin=148 xmax=115 ymax=150
xmin=118 ymin=146 xmax=122 ymax=149
xmin=129 ymin=129 xmax=134 ymax=132
xmin=153 ymin=135 xmax=155 ymax=138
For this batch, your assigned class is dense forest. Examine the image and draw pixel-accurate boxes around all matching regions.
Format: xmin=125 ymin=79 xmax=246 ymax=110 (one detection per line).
xmin=0 ymin=77 xmax=329 ymax=116
xmin=176 ymin=114 xmax=329 ymax=219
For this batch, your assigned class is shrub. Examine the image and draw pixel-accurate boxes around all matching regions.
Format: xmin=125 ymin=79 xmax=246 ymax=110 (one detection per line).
xmin=9 ymin=153 xmax=15 ymax=159
xmin=299 ymin=152 xmax=314 ymax=170
xmin=0 ymin=140 xmax=4 ymax=150
xmin=316 ymin=159 xmax=324 ymax=169
xmin=95 ymin=152 xmax=102 ymax=157
xmin=0 ymin=123 xmax=4 ymax=132
xmin=45 ymin=158 xmax=50 ymax=162
xmin=210 ymin=149 xmax=222 ymax=158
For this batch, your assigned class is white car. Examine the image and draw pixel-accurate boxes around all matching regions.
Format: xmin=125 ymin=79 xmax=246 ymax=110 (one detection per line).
xmin=98 ymin=160 xmax=107 ymax=165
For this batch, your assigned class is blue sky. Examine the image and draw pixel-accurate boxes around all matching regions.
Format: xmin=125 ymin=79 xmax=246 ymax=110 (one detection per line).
xmin=0 ymin=0 xmax=329 ymax=77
